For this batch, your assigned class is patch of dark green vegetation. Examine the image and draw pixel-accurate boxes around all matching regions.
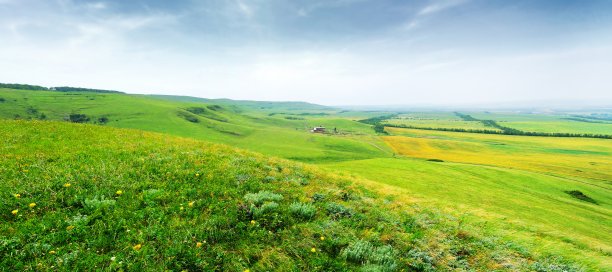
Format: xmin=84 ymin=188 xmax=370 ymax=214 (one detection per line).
xmin=52 ymin=86 xmax=123 ymax=94
xmin=427 ymin=159 xmax=444 ymax=162
xmin=298 ymin=112 xmax=330 ymax=116
xmin=285 ymin=116 xmax=305 ymax=120
xmin=454 ymin=112 xmax=480 ymax=122
xmin=0 ymin=83 xmax=48 ymax=91
xmin=565 ymin=190 xmax=598 ymax=204
xmin=359 ymin=114 xmax=398 ymax=135
xmin=563 ymin=117 xmax=609 ymax=124
xmin=0 ymin=97 xmax=5 ymax=102
xmin=67 ymin=114 xmax=90 ymax=123
xmin=177 ymin=111 xmax=199 ymax=123
xmin=207 ymin=105 xmax=223 ymax=111
xmin=186 ymin=107 xmax=206 ymax=114
xmin=97 ymin=116 xmax=110 ymax=125
xmin=185 ymin=107 xmax=228 ymax=123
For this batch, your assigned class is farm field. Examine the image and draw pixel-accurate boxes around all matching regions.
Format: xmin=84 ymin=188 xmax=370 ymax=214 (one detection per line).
xmin=468 ymin=112 xmax=612 ymax=135
xmin=384 ymin=127 xmax=612 ymax=184
xmin=384 ymin=112 xmax=500 ymax=131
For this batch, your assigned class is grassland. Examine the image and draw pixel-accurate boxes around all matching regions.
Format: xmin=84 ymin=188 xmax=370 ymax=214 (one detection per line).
xmin=1 ymin=86 xmax=611 ymax=271
xmin=468 ymin=112 xmax=612 ymax=135
xmin=384 ymin=112 xmax=500 ymax=131
xmin=327 ymin=157 xmax=611 ymax=270
xmin=0 ymin=88 xmax=392 ymax=163
xmin=384 ymin=127 xmax=612 ymax=183
xmin=0 ymin=120 xmax=583 ymax=271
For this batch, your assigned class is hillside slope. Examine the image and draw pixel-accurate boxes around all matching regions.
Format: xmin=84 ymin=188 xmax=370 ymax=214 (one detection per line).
xmin=0 ymin=121 xmax=586 ymax=271
xmin=0 ymin=88 xmax=391 ymax=162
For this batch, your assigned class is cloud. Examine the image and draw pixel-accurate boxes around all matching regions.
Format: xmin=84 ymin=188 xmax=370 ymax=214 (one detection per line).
xmin=418 ymin=0 xmax=468 ymax=16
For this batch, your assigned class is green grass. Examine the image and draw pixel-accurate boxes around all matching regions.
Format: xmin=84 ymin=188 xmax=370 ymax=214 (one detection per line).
xmin=0 ymin=120 xmax=583 ymax=271
xmin=468 ymin=112 xmax=612 ymax=135
xmin=2 ymin=87 xmax=611 ymax=271
xmin=0 ymin=88 xmax=391 ymax=163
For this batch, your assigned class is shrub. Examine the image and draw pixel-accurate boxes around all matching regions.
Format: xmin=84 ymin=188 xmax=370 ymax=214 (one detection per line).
xmin=68 ymin=114 xmax=90 ymax=123
xmin=244 ymin=191 xmax=283 ymax=205
xmin=326 ymin=203 xmax=352 ymax=218
xmin=253 ymin=202 xmax=280 ymax=217
xmin=565 ymin=190 xmax=597 ymax=204
xmin=342 ymin=240 xmax=374 ymax=264
xmin=289 ymin=202 xmax=316 ymax=220
xmin=83 ymin=196 xmax=116 ymax=213
xmin=312 ymin=193 xmax=325 ymax=202
xmin=98 ymin=116 xmax=109 ymax=124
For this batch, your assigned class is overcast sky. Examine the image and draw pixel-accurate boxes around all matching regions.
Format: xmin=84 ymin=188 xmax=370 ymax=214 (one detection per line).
xmin=1 ymin=0 xmax=611 ymax=106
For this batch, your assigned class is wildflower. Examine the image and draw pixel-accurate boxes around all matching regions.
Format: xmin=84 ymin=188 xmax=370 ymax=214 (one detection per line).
xmin=195 ymin=173 xmax=200 ymax=177
xmin=311 ymin=247 xmax=317 ymax=253
xmin=188 ymin=201 xmax=195 ymax=207
xmin=250 ymin=220 xmax=256 ymax=225
xmin=29 ymin=202 xmax=36 ymax=208
xmin=11 ymin=209 xmax=18 ymax=215
xmin=180 ymin=206 xmax=184 ymax=211
xmin=196 ymin=242 xmax=203 ymax=248
xmin=133 ymin=244 xmax=142 ymax=251
xmin=244 ymin=270 xmax=250 ymax=272
xmin=116 ymin=190 xmax=123 ymax=196
xmin=49 ymin=250 xmax=56 ymax=255
xmin=66 ymin=225 xmax=75 ymax=231
xmin=64 ymin=183 xmax=71 ymax=188
xmin=110 ymin=256 xmax=116 ymax=261
xmin=320 ymin=236 xmax=325 ymax=241
xmin=14 ymin=193 xmax=21 ymax=198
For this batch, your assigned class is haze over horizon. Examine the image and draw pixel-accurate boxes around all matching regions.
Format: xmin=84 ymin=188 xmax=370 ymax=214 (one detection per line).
xmin=1 ymin=0 xmax=611 ymax=106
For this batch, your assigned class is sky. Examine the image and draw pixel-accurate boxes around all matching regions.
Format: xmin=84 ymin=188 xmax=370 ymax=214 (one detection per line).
xmin=1 ymin=0 xmax=611 ymax=106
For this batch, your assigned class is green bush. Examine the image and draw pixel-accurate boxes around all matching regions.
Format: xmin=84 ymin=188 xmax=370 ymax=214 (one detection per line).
xmin=289 ymin=202 xmax=316 ymax=220
xmin=244 ymin=190 xmax=284 ymax=205
xmin=326 ymin=202 xmax=352 ymax=218
xmin=253 ymin=201 xmax=280 ymax=217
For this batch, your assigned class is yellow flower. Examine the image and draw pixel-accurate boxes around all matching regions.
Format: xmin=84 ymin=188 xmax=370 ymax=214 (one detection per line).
xmin=188 ymin=201 xmax=195 ymax=207
xmin=195 ymin=173 xmax=200 ymax=177
xmin=116 ymin=190 xmax=123 ymax=196
xmin=29 ymin=203 xmax=36 ymax=208
xmin=250 ymin=220 xmax=256 ymax=225
xmin=311 ymin=247 xmax=316 ymax=253
xmin=49 ymin=250 xmax=56 ymax=255
xmin=64 ymin=183 xmax=71 ymax=188
xmin=133 ymin=244 xmax=142 ymax=251
xmin=11 ymin=209 xmax=18 ymax=215
xmin=244 ymin=269 xmax=250 ymax=272
xmin=196 ymin=242 xmax=203 ymax=248
xmin=66 ymin=225 xmax=75 ymax=231
xmin=14 ymin=193 xmax=21 ymax=198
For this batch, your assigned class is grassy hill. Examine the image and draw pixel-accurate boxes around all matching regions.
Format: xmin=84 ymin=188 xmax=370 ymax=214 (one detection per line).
xmin=0 ymin=120 xmax=585 ymax=271
xmin=1 ymin=86 xmax=611 ymax=270
xmin=0 ymin=88 xmax=391 ymax=163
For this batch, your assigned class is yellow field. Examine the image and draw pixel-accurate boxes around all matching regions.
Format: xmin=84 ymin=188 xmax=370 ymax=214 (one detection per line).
xmin=384 ymin=127 xmax=612 ymax=185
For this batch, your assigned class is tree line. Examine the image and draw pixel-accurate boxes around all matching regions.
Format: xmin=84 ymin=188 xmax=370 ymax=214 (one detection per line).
xmin=384 ymin=123 xmax=612 ymax=139
xmin=0 ymin=82 xmax=123 ymax=94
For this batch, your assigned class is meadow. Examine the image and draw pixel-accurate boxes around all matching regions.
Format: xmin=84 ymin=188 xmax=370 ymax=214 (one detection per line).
xmin=1 ymin=86 xmax=611 ymax=271
xmin=0 ymin=120 xmax=580 ymax=271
